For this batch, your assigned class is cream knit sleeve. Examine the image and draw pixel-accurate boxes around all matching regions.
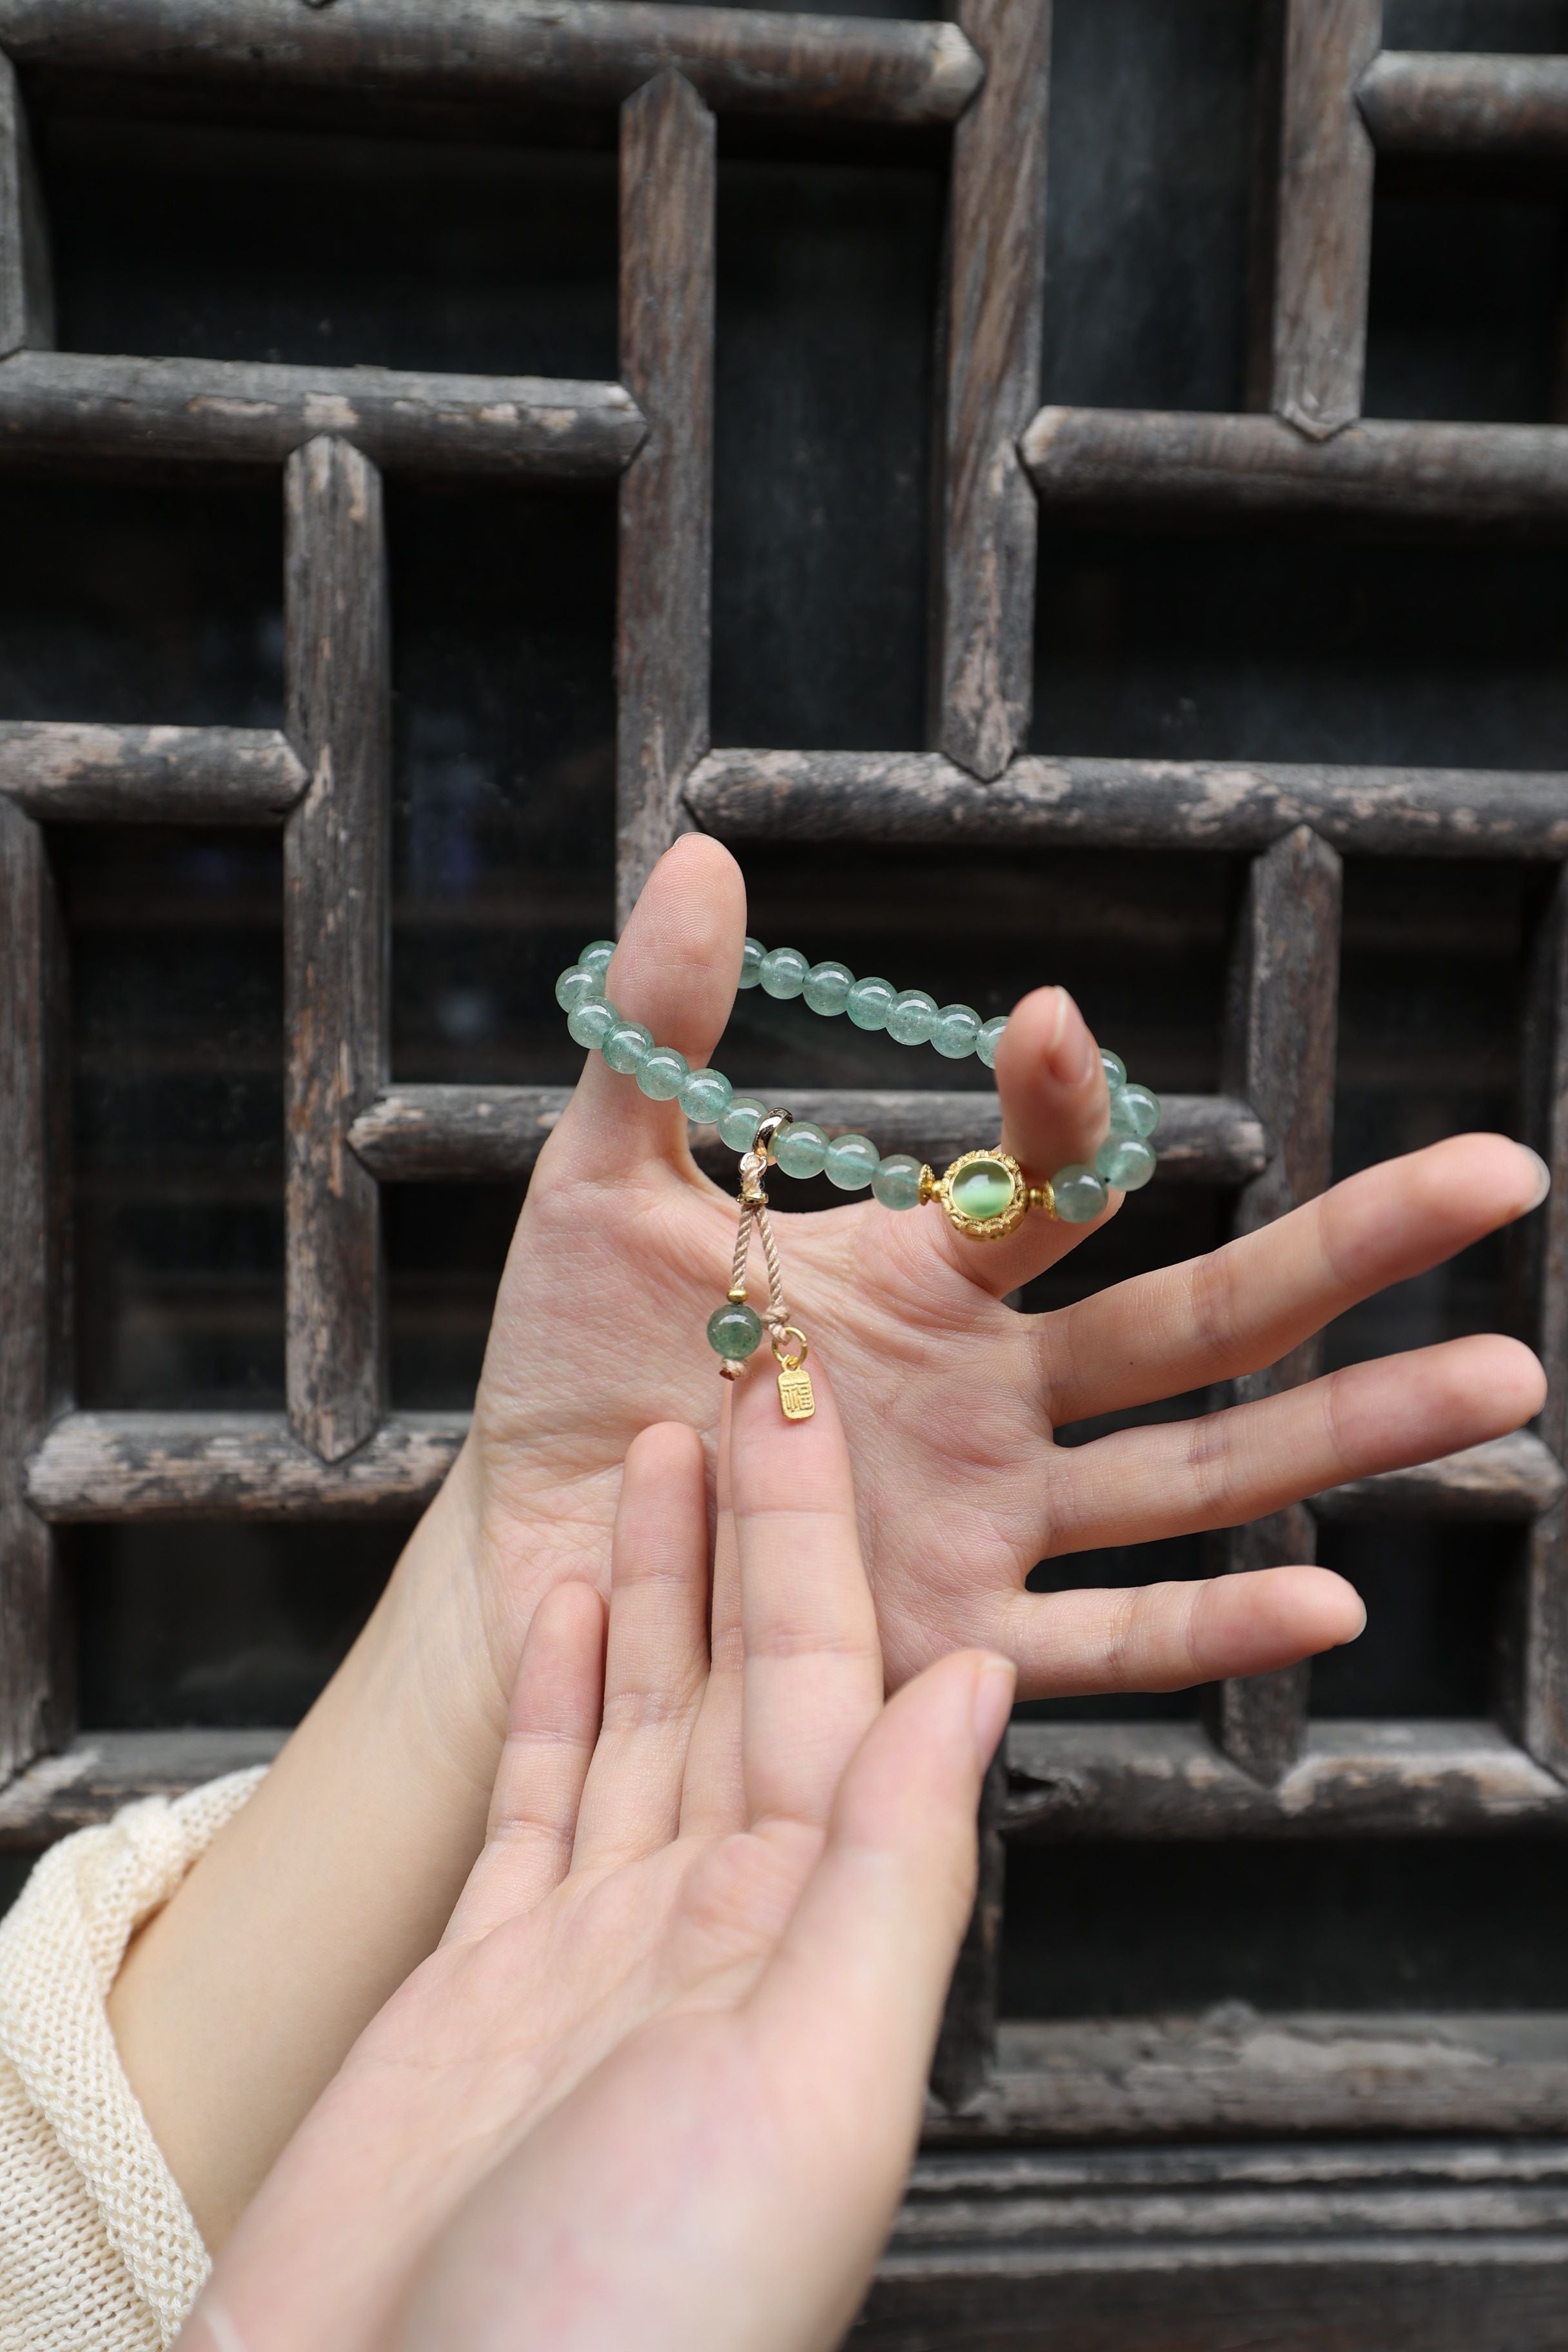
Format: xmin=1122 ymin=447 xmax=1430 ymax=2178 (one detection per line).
xmin=0 ymin=1769 xmax=267 ymax=2352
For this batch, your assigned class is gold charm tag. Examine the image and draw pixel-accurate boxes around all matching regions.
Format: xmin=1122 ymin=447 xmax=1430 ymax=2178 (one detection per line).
xmin=771 ymin=1325 xmax=815 ymax=1421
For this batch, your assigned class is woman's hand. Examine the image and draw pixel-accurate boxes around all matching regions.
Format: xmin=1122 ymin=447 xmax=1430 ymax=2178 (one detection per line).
xmin=181 ymin=1362 xmax=1014 ymax=2352
xmin=447 ymin=832 xmax=1542 ymax=1743
xmin=112 ymin=830 xmax=1544 ymax=2243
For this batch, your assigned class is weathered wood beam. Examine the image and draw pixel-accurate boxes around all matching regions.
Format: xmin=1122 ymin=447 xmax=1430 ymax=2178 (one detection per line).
xmin=1360 ymin=49 xmax=1568 ymax=156
xmin=347 ymin=1084 xmax=1266 ymax=1188
xmin=687 ymin=747 xmax=1568 ymax=859
xmin=0 ymin=801 xmax=70 ymax=1778
xmin=30 ymin=1414 xmax=1539 ymax=1530
xmin=926 ymin=2012 xmax=1568 ymax=2143
xmin=1022 ymin=403 xmax=1568 ymax=522
xmin=0 ymin=47 xmax=50 ymax=357
xmin=1208 ymin=827 xmax=1341 ymax=1786
xmin=0 ymin=721 xmax=306 ymax=823
xmin=0 ymin=351 xmax=642 ymax=480
xmin=928 ymin=1750 xmax=1005 ymax=2113
xmin=1264 ymin=0 xmax=1382 ymax=438
xmin=616 ymin=71 xmax=714 ymax=925
xmin=930 ymin=0 xmax=1048 ymax=781
xmin=26 ymin=1411 xmax=467 ymax=1522
xmin=873 ymin=2140 xmax=1568 ymax=2342
xmin=0 ymin=1 xmax=983 ymax=125
xmin=1003 ymin=1720 xmax=1568 ymax=1841
xmin=1514 ymin=869 xmax=1568 ymax=1779
xmin=0 ymin=1727 xmax=286 ymax=1848
xmin=1313 ymin=1430 xmax=1565 ymax=1523
xmin=284 ymin=438 xmax=388 ymax=1464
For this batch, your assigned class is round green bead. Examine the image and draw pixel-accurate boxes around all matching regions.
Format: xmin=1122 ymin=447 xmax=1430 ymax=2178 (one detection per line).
xmin=1053 ymin=1163 xmax=1109 ymax=1223
xmin=567 ymin=997 xmax=618 ymax=1049
xmin=718 ymin=1093 xmax=767 ymax=1152
xmin=637 ymin=1045 xmax=689 ymax=1101
xmin=760 ymin=946 xmax=808 ymax=999
xmin=775 ymin=1120 xmax=829 ymax=1179
xmin=846 ymin=977 xmax=896 ymax=1032
xmin=803 ymin=960 xmax=854 ymax=1017
xmin=707 ymin=1300 xmax=763 ymax=1361
xmin=680 ymin=1066 xmax=732 ymax=1122
xmin=556 ymin=964 xmax=603 ymax=1013
xmin=1101 ymin=1048 xmax=1127 ymax=1091
xmin=977 ymin=1016 xmax=1007 ymax=1071
xmin=825 ymin=1132 xmax=879 ymax=1190
xmin=1108 ymin=1083 xmax=1160 ymax=1140
xmin=887 ymin=990 xmax=937 ymax=1047
xmin=872 ymin=1153 xmax=925 ymax=1211
xmin=602 ymin=1018 xmax=654 ymax=1075
xmin=952 ymin=1158 xmax=1017 ymax=1222
xmin=580 ymin=940 xmax=616 ymax=978
xmin=931 ymin=1003 xmax=981 ymax=1060
xmin=1096 ymin=1136 xmax=1157 ymax=1191
xmin=740 ymin=937 xmax=765 ymax=990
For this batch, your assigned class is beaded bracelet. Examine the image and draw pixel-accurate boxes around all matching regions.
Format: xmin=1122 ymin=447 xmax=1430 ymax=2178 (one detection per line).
xmin=557 ymin=936 xmax=1160 ymax=1419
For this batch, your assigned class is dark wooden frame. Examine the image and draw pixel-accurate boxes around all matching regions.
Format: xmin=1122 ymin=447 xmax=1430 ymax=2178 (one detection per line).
xmin=4 ymin=3 xmax=1568 ymax=2335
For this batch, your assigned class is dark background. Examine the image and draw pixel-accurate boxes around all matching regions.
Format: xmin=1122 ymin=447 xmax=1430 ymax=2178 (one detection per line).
xmin=5 ymin=0 xmax=1567 ymax=2001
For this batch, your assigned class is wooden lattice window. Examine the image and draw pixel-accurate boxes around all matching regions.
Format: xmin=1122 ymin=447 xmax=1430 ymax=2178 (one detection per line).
xmin=5 ymin=3 xmax=1568 ymax=2342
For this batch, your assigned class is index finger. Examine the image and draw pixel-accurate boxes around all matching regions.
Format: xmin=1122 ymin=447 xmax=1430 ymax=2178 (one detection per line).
xmin=727 ymin=1351 xmax=883 ymax=1834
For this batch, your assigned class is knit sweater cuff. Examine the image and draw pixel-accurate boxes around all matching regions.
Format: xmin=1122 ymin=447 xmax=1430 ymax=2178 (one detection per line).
xmin=0 ymin=1769 xmax=266 ymax=2351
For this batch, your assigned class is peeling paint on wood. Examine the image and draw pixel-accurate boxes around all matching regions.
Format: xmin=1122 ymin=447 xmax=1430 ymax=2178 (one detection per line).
xmin=687 ymin=747 xmax=1568 ymax=859
xmin=0 ymin=350 xmax=643 ymax=478
xmin=26 ymin=1410 xmax=466 ymax=1522
xmin=0 ymin=721 xmax=306 ymax=822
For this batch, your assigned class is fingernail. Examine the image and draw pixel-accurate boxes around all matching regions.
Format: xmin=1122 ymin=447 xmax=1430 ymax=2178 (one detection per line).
xmin=1046 ymin=992 xmax=1095 ymax=1089
xmin=972 ymin=1655 xmax=1016 ymax=1769
xmin=1524 ymin=1146 xmax=1553 ymax=1210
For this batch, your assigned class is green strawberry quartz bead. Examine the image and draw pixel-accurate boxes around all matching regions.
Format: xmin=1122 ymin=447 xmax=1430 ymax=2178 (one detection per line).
xmin=603 ymin=1018 xmax=654 ymax=1076
xmin=775 ymin=1121 xmax=829 ymax=1179
xmin=568 ymin=997 xmax=618 ymax=1050
xmin=1101 ymin=1048 xmax=1126 ymax=1090
xmin=1097 ymin=1136 xmax=1157 ymax=1190
xmin=887 ymin=989 xmax=937 ymax=1047
xmin=556 ymin=965 xmax=603 ymax=1013
xmin=760 ymin=946 xmax=808 ymax=999
xmin=580 ymin=940 xmax=616 ymax=979
xmin=1054 ymin=1164 xmax=1110 ymax=1223
xmin=977 ymin=1016 xmax=1007 ymax=1070
xmin=718 ymin=1094 xmax=767 ymax=1152
xmin=847 ymin=976 xmax=896 ymax=1032
xmin=740 ymin=937 xmax=765 ymax=989
xmin=930 ymin=1004 xmax=981 ymax=1060
xmin=825 ymin=1132 xmax=879 ymax=1190
xmin=1109 ymin=1083 xmax=1160 ymax=1140
xmin=872 ymin=1153 xmax=925 ymax=1210
xmin=803 ymin=961 xmax=854 ymax=1017
xmin=637 ymin=1046 xmax=688 ymax=1102
xmin=707 ymin=1300 xmax=763 ymax=1360
xmin=680 ymin=1067 xmax=732 ymax=1122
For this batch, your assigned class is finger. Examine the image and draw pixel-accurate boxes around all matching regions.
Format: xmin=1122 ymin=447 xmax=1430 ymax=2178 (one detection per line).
xmin=1041 ymin=1330 xmax=1545 ymax=1557
xmin=560 ymin=832 xmax=749 ymax=1177
xmin=1043 ymin=1132 xmax=1549 ymax=1424
xmin=923 ymin=986 xmax=1118 ymax=1301
xmin=571 ymin=1422 xmax=712 ymax=1873
xmin=679 ymin=1387 xmax=747 ymax=1839
xmin=442 ymin=1580 xmax=606 ymax=1946
xmin=1007 ymin=1565 xmax=1364 ymax=1701
xmin=748 ymin=1651 xmax=1014 ymax=2150
xmin=730 ymin=1351 xmax=884 ymax=1833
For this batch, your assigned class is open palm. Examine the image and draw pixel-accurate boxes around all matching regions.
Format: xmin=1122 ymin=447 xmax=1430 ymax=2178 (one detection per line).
xmin=451 ymin=833 xmax=1542 ymax=1716
xmin=186 ymin=1363 xmax=994 ymax=2352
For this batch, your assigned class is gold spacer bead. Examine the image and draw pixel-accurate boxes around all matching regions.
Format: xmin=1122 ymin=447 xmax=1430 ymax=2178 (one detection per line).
xmin=917 ymin=1163 xmax=939 ymax=1204
xmin=1026 ymin=1181 xmax=1058 ymax=1220
xmin=727 ymin=1284 xmax=748 ymax=1304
